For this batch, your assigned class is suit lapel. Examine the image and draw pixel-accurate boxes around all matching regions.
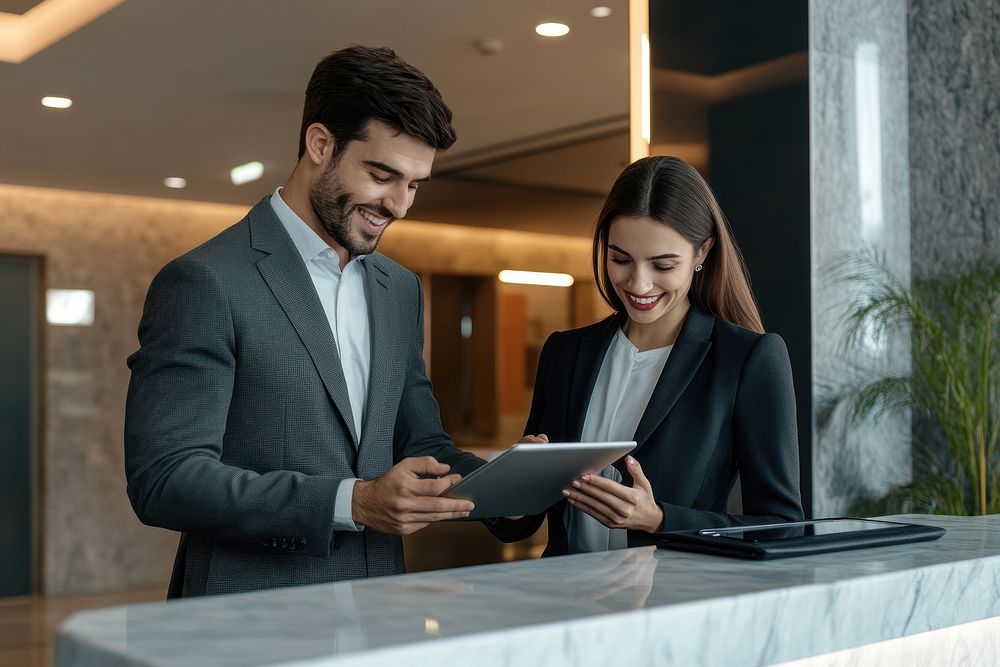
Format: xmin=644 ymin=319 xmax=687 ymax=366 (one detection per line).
xmin=567 ymin=316 xmax=621 ymax=440
xmin=630 ymin=306 xmax=714 ymax=454
xmin=248 ymin=198 xmax=359 ymax=448
xmin=358 ymin=256 xmax=392 ymax=454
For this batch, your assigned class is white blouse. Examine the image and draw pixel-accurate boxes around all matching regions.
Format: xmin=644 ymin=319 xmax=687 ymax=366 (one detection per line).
xmin=566 ymin=328 xmax=673 ymax=553
xmin=581 ymin=328 xmax=673 ymax=444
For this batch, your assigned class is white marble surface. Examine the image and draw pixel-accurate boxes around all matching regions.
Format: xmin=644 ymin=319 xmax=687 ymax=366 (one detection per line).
xmin=56 ymin=515 xmax=1000 ymax=667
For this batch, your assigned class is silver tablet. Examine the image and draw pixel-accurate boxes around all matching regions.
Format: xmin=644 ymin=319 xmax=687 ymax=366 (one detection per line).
xmin=442 ymin=441 xmax=637 ymax=519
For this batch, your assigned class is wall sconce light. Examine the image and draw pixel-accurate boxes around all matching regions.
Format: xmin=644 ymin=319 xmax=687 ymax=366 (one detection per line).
xmin=46 ymin=288 xmax=94 ymax=326
xmin=498 ymin=270 xmax=574 ymax=287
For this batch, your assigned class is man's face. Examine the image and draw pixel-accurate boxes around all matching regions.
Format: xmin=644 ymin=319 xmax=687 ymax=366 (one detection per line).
xmin=309 ymin=120 xmax=436 ymax=257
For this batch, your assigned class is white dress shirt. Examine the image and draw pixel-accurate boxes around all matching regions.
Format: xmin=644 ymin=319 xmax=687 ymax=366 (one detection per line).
xmin=566 ymin=327 xmax=673 ymax=552
xmin=270 ymin=188 xmax=368 ymax=532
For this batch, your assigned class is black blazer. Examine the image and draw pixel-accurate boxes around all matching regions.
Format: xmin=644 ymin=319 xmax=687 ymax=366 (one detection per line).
xmin=492 ymin=305 xmax=803 ymax=555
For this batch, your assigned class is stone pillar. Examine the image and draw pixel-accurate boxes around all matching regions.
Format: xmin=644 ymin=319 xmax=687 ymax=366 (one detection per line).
xmin=809 ymin=0 xmax=913 ymax=514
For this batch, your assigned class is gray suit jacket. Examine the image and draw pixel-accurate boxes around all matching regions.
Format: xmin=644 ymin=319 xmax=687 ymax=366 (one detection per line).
xmin=125 ymin=197 xmax=483 ymax=597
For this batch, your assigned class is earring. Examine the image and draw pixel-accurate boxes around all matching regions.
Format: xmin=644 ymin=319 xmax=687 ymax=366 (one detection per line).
xmin=695 ymin=264 xmax=703 ymax=272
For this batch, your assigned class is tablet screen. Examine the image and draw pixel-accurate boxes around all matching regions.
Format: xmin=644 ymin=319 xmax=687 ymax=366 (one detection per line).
xmin=698 ymin=518 xmax=907 ymax=542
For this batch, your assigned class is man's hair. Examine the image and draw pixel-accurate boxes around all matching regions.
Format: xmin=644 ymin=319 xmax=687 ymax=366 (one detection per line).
xmin=298 ymin=45 xmax=457 ymax=159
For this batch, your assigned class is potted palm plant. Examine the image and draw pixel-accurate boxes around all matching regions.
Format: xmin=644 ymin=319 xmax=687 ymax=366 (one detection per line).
xmin=823 ymin=251 xmax=1000 ymax=516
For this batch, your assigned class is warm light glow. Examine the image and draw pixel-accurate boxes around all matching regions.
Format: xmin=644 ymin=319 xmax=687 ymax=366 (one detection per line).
xmin=41 ymin=95 xmax=72 ymax=108
xmin=535 ymin=22 xmax=569 ymax=37
xmin=590 ymin=6 xmax=612 ymax=18
xmin=0 ymin=0 xmax=125 ymax=64
xmin=230 ymin=161 xmax=263 ymax=186
xmin=424 ymin=618 xmax=440 ymax=635
xmin=46 ymin=288 xmax=94 ymax=326
xmin=163 ymin=177 xmax=187 ymax=189
xmin=641 ymin=32 xmax=651 ymax=144
xmin=628 ymin=0 xmax=650 ymax=161
xmin=498 ymin=270 xmax=574 ymax=287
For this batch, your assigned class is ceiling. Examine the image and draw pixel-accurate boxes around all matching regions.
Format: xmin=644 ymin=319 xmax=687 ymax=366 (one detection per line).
xmin=0 ymin=0 xmax=631 ymax=236
xmin=0 ymin=1 xmax=43 ymax=15
xmin=1 ymin=0 xmax=809 ymax=238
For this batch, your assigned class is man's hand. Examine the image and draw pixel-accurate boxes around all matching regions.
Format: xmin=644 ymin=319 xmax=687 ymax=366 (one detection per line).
xmin=352 ymin=457 xmax=474 ymax=535
xmin=563 ymin=456 xmax=665 ymax=533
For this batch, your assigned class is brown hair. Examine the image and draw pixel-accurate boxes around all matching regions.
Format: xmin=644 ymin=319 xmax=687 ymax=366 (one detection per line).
xmin=592 ymin=156 xmax=764 ymax=333
xmin=298 ymin=45 xmax=457 ymax=159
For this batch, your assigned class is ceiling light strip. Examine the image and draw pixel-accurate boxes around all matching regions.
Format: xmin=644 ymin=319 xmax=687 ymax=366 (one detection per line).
xmin=0 ymin=0 xmax=125 ymax=64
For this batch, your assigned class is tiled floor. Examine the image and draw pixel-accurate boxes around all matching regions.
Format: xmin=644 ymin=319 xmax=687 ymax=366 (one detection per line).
xmin=0 ymin=587 xmax=165 ymax=667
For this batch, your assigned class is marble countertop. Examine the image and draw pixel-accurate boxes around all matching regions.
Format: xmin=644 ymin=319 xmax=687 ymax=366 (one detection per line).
xmin=56 ymin=515 xmax=1000 ymax=666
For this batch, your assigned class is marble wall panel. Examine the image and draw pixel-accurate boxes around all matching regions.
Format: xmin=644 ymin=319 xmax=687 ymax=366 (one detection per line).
xmin=908 ymin=0 xmax=1000 ymax=274
xmin=0 ymin=184 xmax=592 ymax=594
xmin=809 ymin=0 xmax=912 ymax=515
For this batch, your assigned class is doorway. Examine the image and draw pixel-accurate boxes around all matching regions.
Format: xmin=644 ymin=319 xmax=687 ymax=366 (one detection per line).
xmin=0 ymin=254 xmax=41 ymax=596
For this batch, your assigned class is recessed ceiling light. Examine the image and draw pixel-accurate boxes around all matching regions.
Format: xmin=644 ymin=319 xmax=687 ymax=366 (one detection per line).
xmin=230 ymin=161 xmax=263 ymax=186
xmin=498 ymin=270 xmax=575 ymax=287
xmin=473 ymin=37 xmax=504 ymax=56
xmin=163 ymin=177 xmax=187 ymax=189
xmin=41 ymin=96 xmax=72 ymax=109
xmin=535 ymin=22 xmax=570 ymax=38
xmin=590 ymin=6 xmax=612 ymax=18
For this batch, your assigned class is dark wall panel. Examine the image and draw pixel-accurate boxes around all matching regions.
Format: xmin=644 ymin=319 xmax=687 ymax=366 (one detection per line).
xmin=0 ymin=255 xmax=39 ymax=596
xmin=707 ymin=82 xmax=812 ymax=513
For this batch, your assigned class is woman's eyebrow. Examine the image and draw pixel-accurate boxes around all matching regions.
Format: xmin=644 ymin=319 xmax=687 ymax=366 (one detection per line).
xmin=608 ymin=244 xmax=680 ymax=260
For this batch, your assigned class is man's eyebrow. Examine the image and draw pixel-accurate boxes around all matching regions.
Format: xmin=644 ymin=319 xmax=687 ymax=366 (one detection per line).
xmin=608 ymin=244 xmax=681 ymax=260
xmin=362 ymin=160 xmax=432 ymax=183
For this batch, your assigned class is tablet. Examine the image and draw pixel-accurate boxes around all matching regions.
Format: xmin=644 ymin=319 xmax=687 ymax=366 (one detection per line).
xmin=656 ymin=517 xmax=945 ymax=560
xmin=443 ymin=441 xmax=636 ymax=519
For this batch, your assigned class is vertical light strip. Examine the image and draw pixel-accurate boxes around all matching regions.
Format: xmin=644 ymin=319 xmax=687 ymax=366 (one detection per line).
xmin=641 ymin=32 xmax=651 ymax=144
xmin=628 ymin=0 xmax=650 ymax=161
xmin=855 ymin=42 xmax=883 ymax=244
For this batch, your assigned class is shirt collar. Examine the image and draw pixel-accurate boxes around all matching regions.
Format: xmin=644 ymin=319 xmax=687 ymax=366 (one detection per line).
xmin=269 ymin=187 xmax=366 ymax=264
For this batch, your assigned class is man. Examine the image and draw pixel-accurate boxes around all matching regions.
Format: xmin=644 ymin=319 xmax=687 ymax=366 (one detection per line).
xmin=125 ymin=46 xmax=481 ymax=598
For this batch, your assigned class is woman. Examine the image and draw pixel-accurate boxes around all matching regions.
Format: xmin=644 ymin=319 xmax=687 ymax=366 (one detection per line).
xmin=496 ymin=156 xmax=803 ymax=555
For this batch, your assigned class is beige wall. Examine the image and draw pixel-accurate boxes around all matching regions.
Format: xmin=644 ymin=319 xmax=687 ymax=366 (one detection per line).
xmin=0 ymin=183 xmax=593 ymax=594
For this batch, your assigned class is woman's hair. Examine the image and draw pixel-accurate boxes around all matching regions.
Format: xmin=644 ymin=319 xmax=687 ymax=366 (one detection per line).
xmin=592 ymin=156 xmax=764 ymax=334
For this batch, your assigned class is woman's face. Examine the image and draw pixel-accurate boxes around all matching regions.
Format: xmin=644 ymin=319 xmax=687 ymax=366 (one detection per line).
xmin=606 ymin=215 xmax=711 ymax=328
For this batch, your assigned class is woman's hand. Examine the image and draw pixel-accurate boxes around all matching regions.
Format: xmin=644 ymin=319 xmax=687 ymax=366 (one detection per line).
xmin=563 ymin=456 xmax=664 ymax=533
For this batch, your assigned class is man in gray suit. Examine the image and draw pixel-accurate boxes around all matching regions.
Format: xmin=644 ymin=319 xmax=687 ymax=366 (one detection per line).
xmin=125 ymin=46 xmax=482 ymax=598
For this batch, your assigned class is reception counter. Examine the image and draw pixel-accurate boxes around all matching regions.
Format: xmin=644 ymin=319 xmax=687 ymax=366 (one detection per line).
xmin=56 ymin=514 xmax=1000 ymax=666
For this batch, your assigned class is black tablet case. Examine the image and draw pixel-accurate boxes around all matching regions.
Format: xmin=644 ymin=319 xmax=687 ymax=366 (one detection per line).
xmin=656 ymin=519 xmax=946 ymax=560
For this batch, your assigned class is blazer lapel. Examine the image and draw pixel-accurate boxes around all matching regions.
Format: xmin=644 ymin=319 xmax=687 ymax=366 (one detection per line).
xmin=567 ymin=316 xmax=621 ymax=440
xmin=630 ymin=306 xmax=714 ymax=454
xmin=248 ymin=198 xmax=359 ymax=448
xmin=358 ymin=256 xmax=392 ymax=455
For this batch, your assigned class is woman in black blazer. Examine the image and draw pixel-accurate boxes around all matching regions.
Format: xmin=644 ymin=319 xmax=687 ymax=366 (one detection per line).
xmin=494 ymin=156 xmax=803 ymax=555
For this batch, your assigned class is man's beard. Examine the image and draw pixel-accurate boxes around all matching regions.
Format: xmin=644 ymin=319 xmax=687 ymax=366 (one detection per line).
xmin=308 ymin=162 xmax=392 ymax=257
